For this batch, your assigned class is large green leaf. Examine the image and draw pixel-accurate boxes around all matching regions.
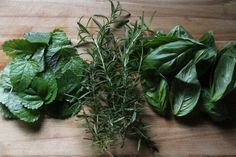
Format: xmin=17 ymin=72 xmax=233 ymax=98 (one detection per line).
xmin=170 ymin=61 xmax=201 ymax=116
xmin=142 ymin=40 xmax=203 ymax=75
xmin=24 ymin=32 xmax=51 ymax=45
xmin=200 ymin=89 xmax=229 ymax=121
xmin=55 ymin=56 xmax=85 ymax=96
xmin=145 ymin=75 xmax=168 ymax=115
xmin=9 ymin=59 xmax=39 ymax=91
xmin=210 ymin=43 xmax=236 ymax=101
xmin=2 ymin=39 xmax=38 ymax=58
xmin=46 ymin=29 xmax=76 ymax=68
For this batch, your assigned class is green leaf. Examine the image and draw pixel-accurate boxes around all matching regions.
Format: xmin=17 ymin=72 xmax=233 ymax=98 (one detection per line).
xmin=2 ymin=39 xmax=38 ymax=58
xmin=0 ymin=64 xmax=12 ymax=89
xmin=77 ymin=22 xmax=90 ymax=34
xmin=31 ymin=47 xmax=45 ymax=72
xmin=55 ymin=56 xmax=85 ymax=96
xmin=168 ymin=25 xmax=193 ymax=39
xmin=51 ymin=29 xmax=71 ymax=45
xmin=55 ymin=56 xmax=85 ymax=78
xmin=40 ymin=70 xmax=58 ymax=104
xmin=46 ymin=30 xmax=76 ymax=68
xmin=19 ymin=89 xmax=44 ymax=110
xmin=142 ymin=40 xmax=203 ymax=75
xmin=210 ymin=43 xmax=236 ymax=101
xmin=144 ymin=35 xmax=179 ymax=49
xmin=145 ymin=75 xmax=168 ymax=115
xmin=0 ymin=103 xmax=16 ymax=119
xmin=24 ymin=32 xmax=51 ymax=45
xmin=31 ymin=70 xmax=58 ymax=104
xmin=9 ymin=59 xmax=39 ymax=92
xmin=0 ymin=87 xmax=39 ymax=122
xmin=170 ymin=61 xmax=201 ymax=116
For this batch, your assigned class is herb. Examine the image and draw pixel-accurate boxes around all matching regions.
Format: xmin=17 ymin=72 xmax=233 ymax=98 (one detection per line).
xmin=0 ymin=30 xmax=86 ymax=122
xmin=76 ymin=1 xmax=156 ymax=155
xmin=142 ymin=25 xmax=236 ymax=121
xmin=201 ymin=43 xmax=236 ymax=121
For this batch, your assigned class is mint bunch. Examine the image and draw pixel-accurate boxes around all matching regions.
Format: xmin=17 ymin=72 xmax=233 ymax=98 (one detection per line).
xmin=0 ymin=29 xmax=86 ymax=122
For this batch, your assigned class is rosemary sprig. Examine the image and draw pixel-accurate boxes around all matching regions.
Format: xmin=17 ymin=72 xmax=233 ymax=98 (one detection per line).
xmin=77 ymin=1 xmax=157 ymax=155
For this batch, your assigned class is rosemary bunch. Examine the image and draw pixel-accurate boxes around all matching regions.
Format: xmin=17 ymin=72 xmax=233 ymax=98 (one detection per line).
xmin=77 ymin=1 xmax=156 ymax=155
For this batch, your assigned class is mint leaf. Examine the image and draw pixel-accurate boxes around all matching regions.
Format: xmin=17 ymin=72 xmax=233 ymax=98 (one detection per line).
xmin=19 ymin=89 xmax=44 ymax=110
xmin=55 ymin=56 xmax=84 ymax=96
xmin=0 ymin=87 xmax=39 ymax=122
xmin=46 ymin=30 xmax=76 ymax=68
xmin=40 ymin=70 xmax=58 ymax=104
xmin=0 ymin=65 xmax=12 ymax=89
xmin=0 ymin=103 xmax=16 ymax=119
xmin=31 ymin=47 xmax=45 ymax=72
xmin=2 ymin=39 xmax=37 ymax=58
xmin=24 ymin=32 xmax=51 ymax=45
xmin=9 ymin=59 xmax=40 ymax=91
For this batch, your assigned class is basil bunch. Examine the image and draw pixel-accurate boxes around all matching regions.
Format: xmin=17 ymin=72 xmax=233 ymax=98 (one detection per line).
xmin=142 ymin=26 xmax=236 ymax=121
xmin=0 ymin=29 xmax=86 ymax=122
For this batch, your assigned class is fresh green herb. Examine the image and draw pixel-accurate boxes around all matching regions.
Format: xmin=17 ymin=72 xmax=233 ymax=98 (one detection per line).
xmin=0 ymin=30 xmax=86 ymax=122
xmin=142 ymin=25 xmax=236 ymax=121
xmin=76 ymin=1 xmax=156 ymax=155
xmin=201 ymin=43 xmax=236 ymax=121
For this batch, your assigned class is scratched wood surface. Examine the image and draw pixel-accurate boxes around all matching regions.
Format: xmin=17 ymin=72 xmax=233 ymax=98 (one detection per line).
xmin=0 ymin=0 xmax=236 ymax=156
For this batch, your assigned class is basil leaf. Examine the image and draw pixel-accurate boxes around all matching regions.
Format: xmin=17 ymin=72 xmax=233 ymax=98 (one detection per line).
xmin=144 ymin=36 xmax=179 ymax=49
xmin=9 ymin=58 xmax=39 ymax=92
xmin=24 ymin=32 xmax=51 ymax=45
xmin=143 ymin=40 xmax=203 ymax=75
xmin=145 ymin=75 xmax=168 ymax=115
xmin=2 ymin=39 xmax=38 ymax=58
xmin=167 ymin=25 xmax=193 ymax=39
xmin=170 ymin=61 xmax=201 ymax=116
xmin=210 ymin=43 xmax=236 ymax=101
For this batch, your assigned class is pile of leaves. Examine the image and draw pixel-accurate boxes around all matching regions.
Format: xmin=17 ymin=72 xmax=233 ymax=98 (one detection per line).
xmin=0 ymin=29 xmax=87 ymax=122
xmin=142 ymin=25 xmax=236 ymax=121
xmin=0 ymin=0 xmax=236 ymax=156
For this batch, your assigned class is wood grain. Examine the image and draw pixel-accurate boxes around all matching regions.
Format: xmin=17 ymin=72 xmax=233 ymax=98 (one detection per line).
xmin=0 ymin=0 xmax=236 ymax=156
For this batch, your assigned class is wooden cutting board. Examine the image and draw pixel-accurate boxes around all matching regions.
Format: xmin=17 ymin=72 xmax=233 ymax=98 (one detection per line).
xmin=0 ymin=0 xmax=236 ymax=156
